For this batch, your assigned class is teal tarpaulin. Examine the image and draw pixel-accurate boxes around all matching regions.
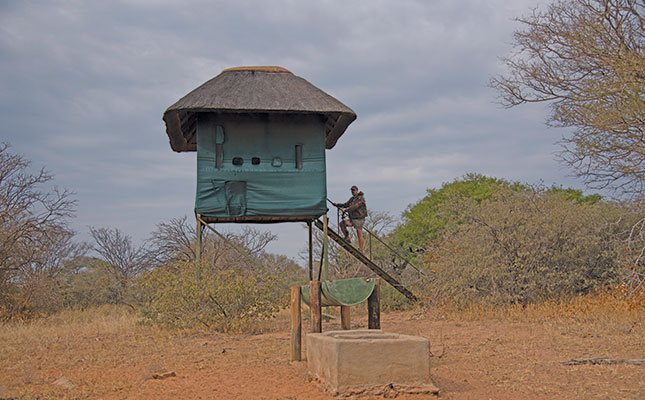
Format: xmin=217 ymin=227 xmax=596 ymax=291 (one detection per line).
xmin=300 ymin=278 xmax=376 ymax=307
xmin=196 ymin=113 xmax=327 ymax=220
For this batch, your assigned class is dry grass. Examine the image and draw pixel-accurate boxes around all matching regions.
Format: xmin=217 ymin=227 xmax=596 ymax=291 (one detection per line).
xmin=421 ymin=292 xmax=645 ymax=337
xmin=0 ymin=305 xmax=327 ymax=399
xmin=408 ymin=293 xmax=645 ymax=399
xmin=1 ymin=296 xmax=644 ymax=399
xmin=0 ymin=306 xmax=171 ymax=399
xmin=1 ymin=305 xmax=140 ymax=342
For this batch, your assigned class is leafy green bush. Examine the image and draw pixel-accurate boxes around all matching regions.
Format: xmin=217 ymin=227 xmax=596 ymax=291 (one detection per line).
xmin=139 ymin=263 xmax=280 ymax=332
xmin=421 ymin=187 xmax=624 ymax=306
xmin=392 ymin=174 xmax=524 ymax=254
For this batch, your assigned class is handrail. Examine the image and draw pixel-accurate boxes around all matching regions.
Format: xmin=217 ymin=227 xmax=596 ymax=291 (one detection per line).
xmin=362 ymin=227 xmax=425 ymax=276
xmin=314 ymin=219 xmax=417 ymax=301
xmin=326 ymin=198 xmax=424 ymax=276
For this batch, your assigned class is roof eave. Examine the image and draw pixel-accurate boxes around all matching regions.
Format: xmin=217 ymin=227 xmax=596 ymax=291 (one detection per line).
xmin=325 ymin=112 xmax=357 ymax=150
xmin=163 ymin=108 xmax=356 ymax=153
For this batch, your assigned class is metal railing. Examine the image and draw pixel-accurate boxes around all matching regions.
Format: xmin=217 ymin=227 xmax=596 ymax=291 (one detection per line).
xmin=327 ymin=199 xmax=424 ymax=278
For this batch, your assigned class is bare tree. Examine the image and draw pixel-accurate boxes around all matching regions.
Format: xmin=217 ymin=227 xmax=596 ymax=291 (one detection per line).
xmin=231 ymin=226 xmax=277 ymax=255
xmin=490 ymin=0 xmax=644 ymax=196
xmin=89 ymin=226 xmax=151 ymax=302
xmin=0 ymin=143 xmax=77 ymax=279
xmin=147 ymin=215 xmax=277 ymax=270
xmin=197 ymin=226 xmax=277 ymax=271
xmin=622 ymin=202 xmax=645 ymax=295
xmin=18 ymin=227 xmax=87 ymax=280
xmin=0 ymin=143 xmax=86 ymax=318
xmin=148 ymin=216 xmax=197 ymax=264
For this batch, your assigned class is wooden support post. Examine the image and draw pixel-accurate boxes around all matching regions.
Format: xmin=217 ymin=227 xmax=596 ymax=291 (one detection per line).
xmin=340 ymin=305 xmax=351 ymax=330
xmin=290 ymin=286 xmax=302 ymax=361
xmin=309 ymin=281 xmax=322 ymax=333
xmin=195 ymin=214 xmax=203 ymax=280
xmin=368 ymin=278 xmax=381 ymax=329
xmin=322 ymin=215 xmax=329 ymax=281
xmin=308 ymin=221 xmax=313 ymax=281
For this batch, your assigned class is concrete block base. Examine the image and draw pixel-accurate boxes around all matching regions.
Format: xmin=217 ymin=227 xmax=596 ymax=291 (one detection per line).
xmin=306 ymin=330 xmax=438 ymax=396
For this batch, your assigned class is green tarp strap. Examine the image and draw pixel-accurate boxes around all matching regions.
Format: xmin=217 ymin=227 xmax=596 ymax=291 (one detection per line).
xmin=300 ymin=277 xmax=376 ymax=307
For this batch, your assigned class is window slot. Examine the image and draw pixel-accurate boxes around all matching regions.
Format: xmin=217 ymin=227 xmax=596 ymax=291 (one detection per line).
xmin=252 ymin=157 xmax=260 ymax=165
xmin=214 ymin=125 xmax=225 ymax=168
xmin=232 ymin=157 xmax=244 ymax=166
xmin=295 ymin=144 xmax=303 ymax=169
xmin=215 ymin=144 xmax=223 ymax=168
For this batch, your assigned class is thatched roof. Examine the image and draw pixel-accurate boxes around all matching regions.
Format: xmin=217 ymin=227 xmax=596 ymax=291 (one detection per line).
xmin=163 ymin=66 xmax=356 ymax=152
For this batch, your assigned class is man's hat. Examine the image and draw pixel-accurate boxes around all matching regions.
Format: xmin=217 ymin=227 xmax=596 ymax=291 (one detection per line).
xmin=351 ymin=185 xmax=358 ymax=191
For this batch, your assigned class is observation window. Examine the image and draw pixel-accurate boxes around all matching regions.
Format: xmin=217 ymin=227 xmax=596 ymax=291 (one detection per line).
xmin=295 ymin=145 xmax=303 ymax=169
xmin=215 ymin=144 xmax=223 ymax=168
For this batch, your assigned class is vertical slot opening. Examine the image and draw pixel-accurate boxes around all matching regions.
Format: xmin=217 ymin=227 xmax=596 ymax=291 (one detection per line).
xmin=215 ymin=125 xmax=225 ymax=169
xmin=295 ymin=144 xmax=303 ymax=169
xmin=215 ymin=144 xmax=223 ymax=168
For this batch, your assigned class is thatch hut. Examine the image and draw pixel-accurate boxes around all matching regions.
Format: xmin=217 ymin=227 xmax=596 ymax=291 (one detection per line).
xmin=163 ymin=66 xmax=356 ymax=223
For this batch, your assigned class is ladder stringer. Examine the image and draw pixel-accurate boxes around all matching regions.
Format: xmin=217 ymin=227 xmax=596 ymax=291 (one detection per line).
xmin=314 ymin=219 xmax=418 ymax=302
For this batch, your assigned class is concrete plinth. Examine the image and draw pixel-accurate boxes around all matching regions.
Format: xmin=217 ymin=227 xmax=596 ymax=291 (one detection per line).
xmin=306 ymin=330 xmax=438 ymax=396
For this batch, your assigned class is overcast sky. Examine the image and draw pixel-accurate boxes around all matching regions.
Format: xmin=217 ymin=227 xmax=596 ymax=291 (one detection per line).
xmin=0 ymin=0 xmax=587 ymax=262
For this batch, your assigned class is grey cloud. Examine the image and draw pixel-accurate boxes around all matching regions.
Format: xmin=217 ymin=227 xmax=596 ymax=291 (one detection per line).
xmin=1 ymin=0 xmax=586 ymax=259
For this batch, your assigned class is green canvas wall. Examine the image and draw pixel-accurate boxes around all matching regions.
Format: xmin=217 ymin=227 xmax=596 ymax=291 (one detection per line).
xmin=195 ymin=113 xmax=327 ymax=220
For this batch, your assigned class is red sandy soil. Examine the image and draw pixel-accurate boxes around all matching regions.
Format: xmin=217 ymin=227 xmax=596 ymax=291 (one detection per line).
xmin=2 ymin=311 xmax=644 ymax=399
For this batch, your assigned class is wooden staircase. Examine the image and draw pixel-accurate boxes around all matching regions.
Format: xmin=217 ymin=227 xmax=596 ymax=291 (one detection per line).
xmin=314 ymin=219 xmax=418 ymax=302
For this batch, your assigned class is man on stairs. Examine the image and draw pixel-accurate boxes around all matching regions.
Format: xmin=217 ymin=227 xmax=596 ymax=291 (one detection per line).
xmin=332 ymin=185 xmax=368 ymax=252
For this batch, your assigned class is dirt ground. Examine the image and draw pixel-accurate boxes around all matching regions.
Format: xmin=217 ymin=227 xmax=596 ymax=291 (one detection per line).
xmin=1 ymin=309 xmax=644 ymax=399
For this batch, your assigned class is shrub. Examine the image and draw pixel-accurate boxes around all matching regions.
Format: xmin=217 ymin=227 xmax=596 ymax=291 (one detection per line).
xmin=139 ymin=263 xmax=280 ymax=332
xmin=423 ymin=187 xmax=624 ymax=306
xmin=392 ymin=174 xmax=524 ymax=253
xmin=379 ymin=283 xmax=413 ymax=311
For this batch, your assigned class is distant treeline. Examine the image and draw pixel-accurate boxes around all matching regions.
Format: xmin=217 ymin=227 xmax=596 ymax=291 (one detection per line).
xmin=1 ymin=144 xmax=643 ymax=329
xmin=389 ymin=174 xmax=644 ymax=307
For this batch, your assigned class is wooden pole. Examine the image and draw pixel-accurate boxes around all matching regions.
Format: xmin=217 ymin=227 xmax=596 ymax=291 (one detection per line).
xmin=340 ymin=305 xmax=351 ymax=330
xmin=290 ymin=286 xmax=302 ymax=361
xmin=309 ymin=281 xmax=322 ymax=333
xmin=308 ymin=221 xmax=313 ymax=281
xmin=322 ymin=215 xmax=329 ymax=281
xmin=368 ymin=278 xmax=381 ymax=329
xmin=195 ymin=214 xmax=203 ymax=280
